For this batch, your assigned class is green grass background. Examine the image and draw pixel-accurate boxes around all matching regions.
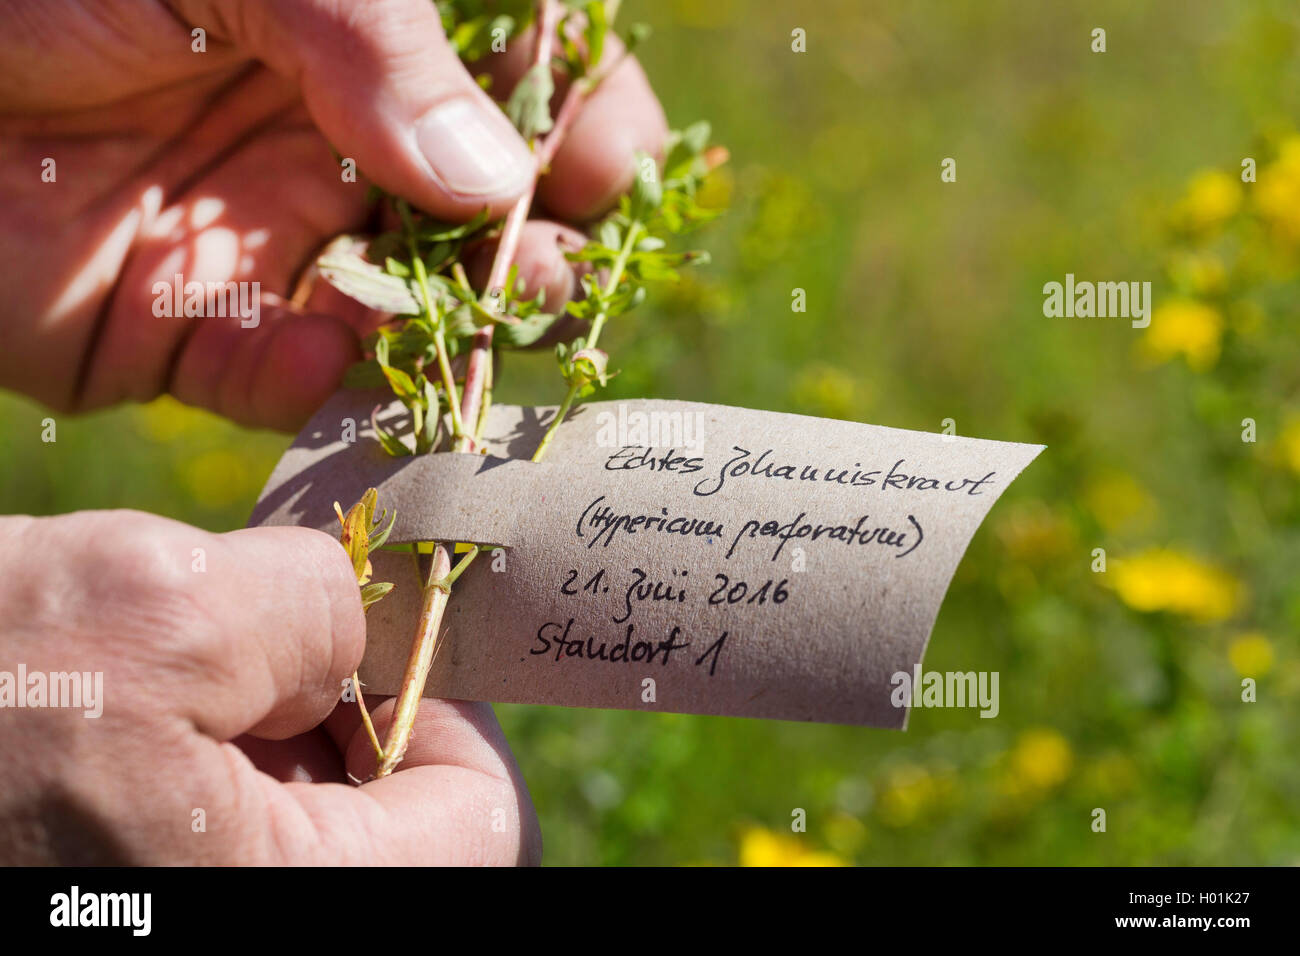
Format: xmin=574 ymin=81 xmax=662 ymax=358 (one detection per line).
xmin=2 ymin=0 xmax=1298 ymax=864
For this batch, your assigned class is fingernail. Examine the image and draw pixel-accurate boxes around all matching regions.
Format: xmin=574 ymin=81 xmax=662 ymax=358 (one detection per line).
xmin=415 ymin=98 xmax=534 ymax=197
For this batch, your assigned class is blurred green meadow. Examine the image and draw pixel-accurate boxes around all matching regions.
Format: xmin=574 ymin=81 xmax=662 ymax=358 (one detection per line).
xmin=3 ymin=0 xmax=1299 ymax=864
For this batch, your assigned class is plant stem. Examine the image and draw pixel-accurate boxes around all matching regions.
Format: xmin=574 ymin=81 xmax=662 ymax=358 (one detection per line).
xmin=410 ymin=251 xmax=466 ymax=442
xmin=352 ymin=671 xmax=384 ymax=763
xmin=446 ymin=545 xmax=480 ymax=586
xmin=531 ymin=220 xmax=642 ymax=462
xmin=531 ymin=383 xmax=578 ymax=462
xmin=455 ymin=192 xmax=530 ymax=452
xmin=376 ymin=542 xmax=452 ymax=778
xmin=474 ymin=352 xmax=494 ymax=446
xmin=456 ymin=1 xmax=564 ymax=451
xmin=377 ymin=0 xmax=601 ymax=776
xmin=539 ymin=80 xmax=587 ymax=169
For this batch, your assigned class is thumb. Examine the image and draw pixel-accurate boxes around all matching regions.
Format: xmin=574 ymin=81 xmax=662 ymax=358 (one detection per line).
xmin=176 ymin=0 xmax=536 ymax=219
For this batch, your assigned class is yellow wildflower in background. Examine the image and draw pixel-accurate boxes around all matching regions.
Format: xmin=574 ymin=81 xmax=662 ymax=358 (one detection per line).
xmin=1009 ymin=729 xmax=1073 ymax=790
xmin=996 ymin=729 xmax=1074 ymax=807
xmin=1255 ymin=135 xmax=1300 ymax=244
xmin=134 ymin=394 xmax=215 ymax=443
xmin=1141 ymin=300 xmax=1224 ymax=371
xmin=1228 ymin=633 xmax=1274 ymax=677
xmin=1177 ymin=169 xmax=1241 ymax=233
xmin=1277 ymin=416 xmax=1300 ymax=475
xmin=738 ymin=826 xmax=847 ymax=867
xmin=876 ymin=764 xmax=953 ymax=828
xmin=1083 ymin=471 xmax=1154 ymax=533
xmin=1111 ymin=548 xmax=1241 ymax=621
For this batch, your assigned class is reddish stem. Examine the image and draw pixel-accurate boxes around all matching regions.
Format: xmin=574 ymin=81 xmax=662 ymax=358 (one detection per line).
xmin=539 ymin=82 xmax=586 ymax=169
xmin=456 ymin=0 xmax=595 ymax=452
xmin=455 ymin=190 xmax=530 ymax=451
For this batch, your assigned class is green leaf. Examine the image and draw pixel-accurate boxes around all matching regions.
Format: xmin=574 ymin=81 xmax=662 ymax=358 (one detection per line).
xmin=368 ymin=505 xmax=398 ymax=551
xmin=623 ymin=21 xmax=652 ymax=54
xmin=318 ymin=248 xmax=421 ymax=315
xmin=584 ymin=1 xmax=608 ymax=70
xmin=444 ymin=302 xmax=478 ymax=338
xmin=628 ymin=151 xmax=663 ymax=220
xmin=373 ymin=425 xmax=409 ymax=458
xmin=599 ymin=220 xmax=622 ymax=251
xmin=370 ymin=407 xmax=410 ymax=458
xmin=506 ymin=61 xmax=555 ymax=140
xmin=417 ymin=209 xmax=490 ymax=242
xmin=497 ymin=311 xmax=560 ymax=348
xmin=381 ymin=365 xmax=419 ymax=401
xmin=360 ymin=581 xmax=395 ymax=611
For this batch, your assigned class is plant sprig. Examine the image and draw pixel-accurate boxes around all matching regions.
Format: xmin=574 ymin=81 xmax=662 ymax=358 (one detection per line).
xmin=333 ymin=488 xmax=397 ymax=771
xmin=316 ymin=0 xmax=726 ymax=780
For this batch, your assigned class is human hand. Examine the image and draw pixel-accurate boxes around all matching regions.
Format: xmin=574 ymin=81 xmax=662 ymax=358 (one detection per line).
xmin=0 ymin=0 xmax=666 ymax=429
xmin=0 ymin=510 xmax=541 ymax=864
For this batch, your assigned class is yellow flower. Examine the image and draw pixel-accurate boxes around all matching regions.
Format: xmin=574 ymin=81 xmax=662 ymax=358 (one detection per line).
xmin=134 ymin=395 xmax=214 ymax=442
xmin=1255 ymin=135 xmax=1300 ymax=243
xmin=1141 ymin=300 xmax=1224 ymax=371
xmin=1009 ymin=729 xmax=1073 ymax=791
xmin=1111 ymin=548 xmax=1242 ymax=621
xmin=1228 ymin=632 xmax=1274 ymax=677
xmin=1083 ymin=472 xmax=1154 ymax=532
xmin=1177 ymin=169 xmax=1241 ymax=233
xmin=738 ymin=827 xmax=847 ymax=867
xmin=995 ymin=729 xmax=1074 ymax=809
xmin=877 ymin=765 xmax=950 ymax=828
xmin=1278 ymin=416 xmax=1300 ymax=475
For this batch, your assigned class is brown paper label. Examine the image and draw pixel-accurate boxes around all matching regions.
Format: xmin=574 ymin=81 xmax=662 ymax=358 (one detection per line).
xmin=251 ymin=391 xmax=1043 ymax=727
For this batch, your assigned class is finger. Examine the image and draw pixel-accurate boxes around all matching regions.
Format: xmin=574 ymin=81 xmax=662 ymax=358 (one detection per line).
xmin=473 ymin=26 xmax=669 ymax=221
xmin=537 ymin=42 xmax=668 ymax=220
xmin=82 ymin=106 xmax=378 ymax=430
xmin=171 ymin=0 xmax=535 ymax=219
xmin=13 ymin=511 xmax=365 ymax=741
xmin=199 ymin=525 xmax=364 ymax=741
xmin=316 ymin=695 xmax=541 ymax=864
xmin=234 ymin=729 xmax=346 ymax=784
xmin=464 ymin=219 xmax=589 ymax=311
xmin=167 ymin=295 xmax=362 ymax=431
